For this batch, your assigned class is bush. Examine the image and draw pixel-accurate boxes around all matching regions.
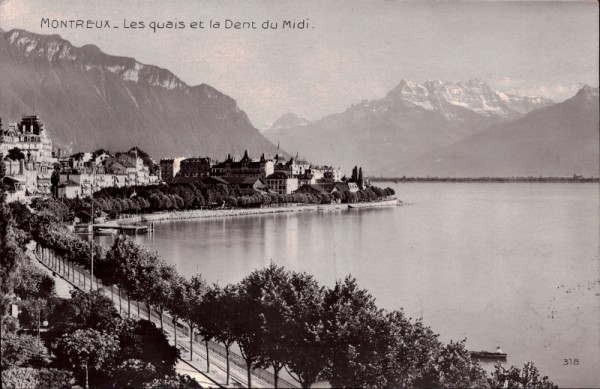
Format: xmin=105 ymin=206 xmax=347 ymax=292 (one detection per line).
xmin=1 ymin=332 xmax=46 ymax=369
xmin=1 ymin=367 xmax=73 ymax=389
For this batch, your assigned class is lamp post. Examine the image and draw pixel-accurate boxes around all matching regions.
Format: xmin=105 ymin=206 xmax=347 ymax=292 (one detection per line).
xmin=90 ymin=167 xmax=95 ymax=292
xmin=37 ymin=307 xmax=48 ymax=341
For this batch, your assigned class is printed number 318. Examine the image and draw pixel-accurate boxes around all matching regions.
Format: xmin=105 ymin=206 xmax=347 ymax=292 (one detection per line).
xmin=563 ymin=358 xmax=579 ymax=365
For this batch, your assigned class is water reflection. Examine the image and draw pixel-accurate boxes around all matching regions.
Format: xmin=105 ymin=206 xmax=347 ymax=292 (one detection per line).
xmin=96 ymin=183 xmax=599 ymax=387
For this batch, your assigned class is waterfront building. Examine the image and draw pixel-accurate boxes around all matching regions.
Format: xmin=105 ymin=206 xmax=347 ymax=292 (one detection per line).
xmin=211 ymin=151 xmax=274 ymax=178
xmin=221 ymin=176 xmax=269 ymax=195
xmin=58 ymin=171 xmax=131 ymax=198
xmin=1 ymin=176 xmax=26 ymax=202
xmin=295 ymin=181 xmax=350 ymax=196
xmin=57 ymin=179 xmax=81 ymax=199
xmin=178 ymin=157 xmax=212 ymax=177
xmin=310 ymin=165 xmax=342 ymax=182
xmin=0 ymin=116 xmax=54 ymax=162
xmin=160 ymin=157 xmax=185 ymax=183
xmin=297 ymin=172 xmax=316 ymax=187
xmin=294 ymin=183 xmax=328 ymax=195
xmin=274 ymin=156 xmax=311 ymax=177
xmin=1 ymin=115 xmax=57 ymax=199
xmin=266 ymin=171 xmax=299 ymax=194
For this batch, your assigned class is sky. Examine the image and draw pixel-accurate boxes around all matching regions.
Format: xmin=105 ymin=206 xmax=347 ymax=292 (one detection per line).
xmin=0 ymin=0 xmax=598 ymax=129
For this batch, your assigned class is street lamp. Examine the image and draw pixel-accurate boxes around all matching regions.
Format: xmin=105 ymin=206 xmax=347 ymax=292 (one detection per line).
xmin=90 ymin=166 xmax=96 ymax=292
xmin=37 ymin=308 xmax=48 ymax=341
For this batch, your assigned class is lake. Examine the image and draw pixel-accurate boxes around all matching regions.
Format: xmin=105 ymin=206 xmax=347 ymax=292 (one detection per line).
xmin=99 ymin=182 xmax=600 ymax=387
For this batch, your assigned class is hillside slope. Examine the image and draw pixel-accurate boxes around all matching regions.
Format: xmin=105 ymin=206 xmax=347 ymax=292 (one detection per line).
xmin=0 ymin=29 xmax=283 ymax=159
xmin=400 ymin=86 xmax=599 ymax=177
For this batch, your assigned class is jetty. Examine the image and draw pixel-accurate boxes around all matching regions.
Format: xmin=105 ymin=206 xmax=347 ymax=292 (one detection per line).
xmin=348 ymin=198 xmax=399 ymax=209
xmin=92 ymin=223 xmax=153 ymax=234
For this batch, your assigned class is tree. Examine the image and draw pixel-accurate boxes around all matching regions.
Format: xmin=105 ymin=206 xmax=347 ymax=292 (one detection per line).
xmin=282 ymin=271 xmax=328 ymax=389
xmin=142 ymin=373 xmax=201 ymax=388
xmin=14 ymin=261 xmax=56 ymax=300
xmin=147 ymin=263 xmax=177 ymax=329
xmin=49 ymin=290 xmax=121 ymax=335
xmin=232 ymin=278 xmax=268 ymax=388
xmin=117 ymin=319 xmax=179 ymax=378
xmin=1 ymin=367 xmax=73 ymax=389
xmin=6 ymin=147 xmax=25 ymax=161
xmin=110 ymin=359 xmax=157 ymax=389
xmin=101 ymin=235 xmax=146 ymax=316
xmin=195 ymin=285 xmax=223 ymax=374
xmin=322 ymin=276 xmax=388 ymax=387
xmin=16 ymin=297 xmax=51 ymax=333
xmin=237 ymin=264 xmax=291 ymax=388
xmin=1 ymin=332 xmax=46 ymax=369
xmin=490 ymin=361 xmax=557 ymax=388
xmin=52 ymin=328 xmax=119 ymax=388
xmin=125 ymin=249 xmax=165 ymax=321
xmin=211 ymin=285 xmax=239 ymax=385
xmin=430 ymin=340 xmax=488 ymax=388
xmin=0 ymin=153 xmax=23 ymax=336
xmin=380 ymin=310 xmax=440 ymax=387
xmin=180 ymin=275 xmax=207 ymax=361
xmin=357 ymin=167 xmax=364 ymax=190
xmin=166 ymin=274 xmax=187 ymax=347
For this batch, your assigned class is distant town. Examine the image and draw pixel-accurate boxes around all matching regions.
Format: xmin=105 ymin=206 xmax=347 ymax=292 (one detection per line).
xmin=0 ymin=114 xmax=381 ymax=204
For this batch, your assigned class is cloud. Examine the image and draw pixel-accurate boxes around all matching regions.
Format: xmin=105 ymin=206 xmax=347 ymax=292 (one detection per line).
xmin=0 ymin=0 xmax=31 ymax=23
xmin=514 ymin=84 xmax=580 ymax=101
xmin=497 ymin=76 xmax=523 ymax=87
xmin=207 ymin=42 xmax=256 ymax=72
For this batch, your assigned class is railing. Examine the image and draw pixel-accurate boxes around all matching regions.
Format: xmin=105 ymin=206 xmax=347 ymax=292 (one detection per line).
xmin=33 ymin=244 xmax=297 ymax=388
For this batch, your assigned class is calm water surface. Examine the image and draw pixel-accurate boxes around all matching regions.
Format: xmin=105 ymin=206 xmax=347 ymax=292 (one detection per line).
xmin=99 ymin=183 xmax=600 ymax=387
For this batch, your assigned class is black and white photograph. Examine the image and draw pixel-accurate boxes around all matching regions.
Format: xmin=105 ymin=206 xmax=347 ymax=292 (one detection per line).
xmin=0 ymin=0 xmax=598 ymax=387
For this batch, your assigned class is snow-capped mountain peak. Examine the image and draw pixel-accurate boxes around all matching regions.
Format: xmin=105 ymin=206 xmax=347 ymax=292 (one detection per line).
xmin=269 ymin=113 xmax=311 ymax=131
xmin=386 ymin=79 xmax=553 ymax=120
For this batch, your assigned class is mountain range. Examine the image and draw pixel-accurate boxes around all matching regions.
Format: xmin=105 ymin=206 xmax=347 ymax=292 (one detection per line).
xmin=400 ymin=86 xmax=599 ymax=177
xmin=265 ymin=80 xmax=598 ymax=177
xmin=1 ymin=28 xmax=597 ymax=178
xmin=0 ymin=29 xmax=283 ymax=159
xmin=268 ymin=113 xmax=311 ymax=132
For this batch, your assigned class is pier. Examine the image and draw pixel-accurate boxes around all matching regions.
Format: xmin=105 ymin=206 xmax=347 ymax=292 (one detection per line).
xmin=93 ymin=223 xmax=153 ymax=234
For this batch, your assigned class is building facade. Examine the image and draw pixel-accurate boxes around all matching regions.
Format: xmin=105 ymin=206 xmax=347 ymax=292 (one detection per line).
xmin=266 ymin=172 xmax=299 ymax=195
xmin=1 ymin=115 xmax=56 ymax=199
xmin=179 ymin=157 xmax=212 ymax=177
xmin=211 ymin=151 xmax=274 ymax=178
xmin=0 ymin=116 xmax=53 ymax=163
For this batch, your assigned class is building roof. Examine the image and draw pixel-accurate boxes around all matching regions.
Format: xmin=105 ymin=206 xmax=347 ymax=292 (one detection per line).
xmin=294 ymin=184 xmax=327 ymax=195
xmin=171 ymin=176 xmax=204 ymax=185
xmin=58 ymin=179 xmax=80 ymax=187
xmin=18 ymin=115 xmax=45 ymax=135
xmin=222 ymin=176 xmax=266 ymax=187
xmin=181 ymin=157 xmax=212 ymax=164
xmin=267 ymin=172 xmax=291 ymax=179
xmin=74 ymin=210 xmax=92 ymax=218
xmin=317 ymin=182 xmax=350 ymax=193
xmin=200 ymin=176 xmax=229 ymax=185
xmin=238 ymin=187 xmax=268 ymax=196
xmin=2 ymin=176 xmax=24 ymax=184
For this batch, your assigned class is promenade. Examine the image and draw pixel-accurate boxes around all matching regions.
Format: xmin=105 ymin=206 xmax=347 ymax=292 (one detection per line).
xmin=111 ymin=198 xmax=399 ymax=225
xmin=29 ymin=244 xmax=297 ymax=388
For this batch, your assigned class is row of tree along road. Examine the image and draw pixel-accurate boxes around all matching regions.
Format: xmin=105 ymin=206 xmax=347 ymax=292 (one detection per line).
xmin=5 ymin=196 xmax=558 ymax=388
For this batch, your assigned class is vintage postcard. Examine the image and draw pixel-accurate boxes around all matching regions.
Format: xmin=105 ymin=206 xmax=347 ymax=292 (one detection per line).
xmin=1 ymin=1 xmax=598 ymax=388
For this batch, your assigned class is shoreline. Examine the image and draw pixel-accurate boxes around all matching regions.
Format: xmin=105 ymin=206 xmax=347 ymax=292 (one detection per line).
xmin=116 ymin=198 xmax=400 ymax=224
xmin=369 ymin=178 xmax=600 ymax=184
